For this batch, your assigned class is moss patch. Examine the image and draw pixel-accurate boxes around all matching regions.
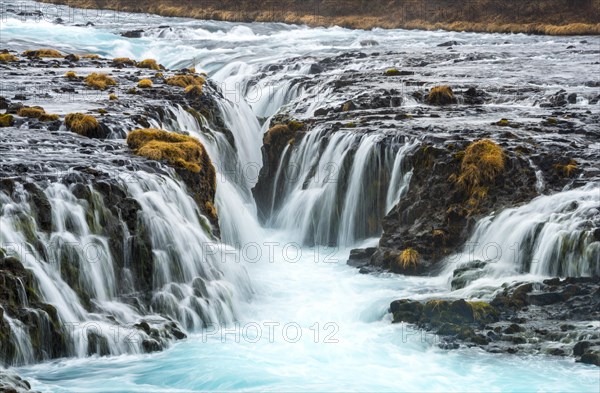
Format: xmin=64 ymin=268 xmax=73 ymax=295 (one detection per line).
xmin=165 ymin=74 xmax=205 ymax=88
xmin=0 ymin=53 xmax=19 ymax=62
xmin=23 ymin=49 xmax=63 ymax=58
xmin=455 ymin=139 xmax=505 ymax=192
xmin=0 ymin=114 xmax=14 ymax=127
xmin=137 ymin=58 xmax=161 ymax=70
xmin=138 ymin=78 xmax=153 ymax=88
xmin=64 ymin=71 xmax=78 ymax=79
xmin=127 ymin=128 xmax=209 ymax=173
xmin=65 ymin=113 xmax=99 ymax=136
xmin=85 ymin=73 xmax=117 ymax=90
xmin=397 ymin=248 xmax=420 ymax=270
xmin=426 ymin=85 xmax=455 ymax=105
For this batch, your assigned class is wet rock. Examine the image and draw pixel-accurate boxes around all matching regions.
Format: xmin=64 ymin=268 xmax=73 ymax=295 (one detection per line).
xmin=0 ymin=370 xmax=34 ymax=392
xmin=573 ymin=341 xmax=592 ymax=356
xmin=64 ymin=54 xmax=79 ymax=62
xmin=308 ymin=63 xmax=324 ymax=74
xmin=360 ymin=39 xmax=379 ymax=46
xmin=526 ymin=292 xmax=562 ymax=306
xmin=347 ymin=247 xmax=376 ymax=268
xmin=450 ymin=260 xmax=489 ymax=290
xmin=370 ymin=141 xmax=537 ymax=274
xmin=579 ymin=350 xmax=600 ymax=366
xmin=438 ymin=41 xmax=464 ymax=47
xmin=121 ymin=29 xmax=145 ymax=38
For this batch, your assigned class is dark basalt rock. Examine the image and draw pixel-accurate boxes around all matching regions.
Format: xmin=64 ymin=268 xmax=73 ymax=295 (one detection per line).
xmin=121 ymin=29 xmax=145 ymax=38
xmin=369 ymin=141 xmax=538 ymax=275
xmin=0 ymin=370 xmax=35 ymax=392
xmin=391 ymin=277 xmax=600 ymax=365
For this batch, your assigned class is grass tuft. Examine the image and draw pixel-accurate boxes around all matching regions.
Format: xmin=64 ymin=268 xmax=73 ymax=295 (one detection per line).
xmin=426 ymin=85 xmax=454 ymax=105
xmin=109 ymin=93 xmax=118 ymax=100
xmin=0 ymin=114 xmax=15 ymax=127
xmin=0 ymin=53 xmax=19 ymax=62
xmin=138 ymin=79 xmax=153 ymax=88
xmin=554 ymin=159 xmax=578 ymax=177
xmin=85 ymin=73 xmax=117 ymax=90
xmin=112 ymin=57 xmax=137 ymax=66
xmin=81 ymin=53 xmax=100 ymax=59
xmin=137 ymin=59 xmax=161 ymax=70
xmin=64 ymin=71 xmax=78 ymax=79
xmin=184 ymin=84 xmax=203 ymax=97
xmin=456 ymin=139 xmax=505 ymax=192
xmin=22 ymin=49 xmax=63 ymax=58
xmin=65 ymin=113 xmax=99 ymax=136
xmin=397 ymin=248 xmax=420 ymax=270
xmin=127 ymin=128 xmax=207 ymax=173
xmin=165 ymin=74 xmax=205 ymax=88
xmin=17 ymin=107 xmax=45 ymax=118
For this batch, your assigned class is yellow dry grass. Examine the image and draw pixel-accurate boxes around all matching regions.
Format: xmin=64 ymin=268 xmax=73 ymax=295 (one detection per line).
xmin=426 ymin=85 xmax=454 ymax=105
xmin=137 ymin=59 xmax=161 ymax=70
xmin=0 ymin=53 xmax=19 ymax=62
xmin=456 ymin=139 xmax=505 ymax=192
xmin=85 ymin=73 xmax=117 ymax=90
xmin=165 ymin=74 xmax=205 ymax=88
xmin=17 ymin=107 xmax=45 ymax=118
xmin=127 ymin=128 xmax=207 ymax=173
xmin=65 ymin=113 xmax=99 ymax=136
xmin=138 ymin=79 xmax=153 ymax=88
xmin=22 ymin=49 xmax=63 ymax=58
xmin=397 ymin=248 xmax=420 ymax=270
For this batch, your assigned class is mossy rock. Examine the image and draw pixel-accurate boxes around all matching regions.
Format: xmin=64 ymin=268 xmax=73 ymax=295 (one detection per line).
xmin=426 ymin=85 xmax=456 ymax=105
xmin=0 ymin=114 xmax=14 ymax=127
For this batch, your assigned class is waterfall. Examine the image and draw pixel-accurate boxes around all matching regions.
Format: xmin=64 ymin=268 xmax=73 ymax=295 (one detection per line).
xmin=265 ymin=128 xmax=416 ymax=247
xmin=446 ymin=184 xmax=600 ymax=283
xmin=0 ymin=162 xmax=251 ymax=365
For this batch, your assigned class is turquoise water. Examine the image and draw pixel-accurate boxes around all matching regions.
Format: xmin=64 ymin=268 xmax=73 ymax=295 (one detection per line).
xmin=3 ymin=1 xmax=600 ymax=391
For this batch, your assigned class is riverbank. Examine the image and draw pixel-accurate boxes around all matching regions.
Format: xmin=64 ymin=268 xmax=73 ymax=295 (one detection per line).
xmin=34 ymin=0 xmax=600 ymax=35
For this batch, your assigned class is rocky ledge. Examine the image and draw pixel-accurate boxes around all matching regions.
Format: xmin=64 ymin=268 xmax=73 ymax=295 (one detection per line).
xmin=391 ymin=277 xmax=600 ymax=366
xmin=0 ymin=49 xmax=237 ymax=370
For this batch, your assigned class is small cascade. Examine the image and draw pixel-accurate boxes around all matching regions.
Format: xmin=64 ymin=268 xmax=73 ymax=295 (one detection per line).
xmin=146 ymin=103 xmax=264 ymax=245
xmin=265 ymin=128 xmax=416 ymax=247
xmin=446 ymin=184 xmax=600 ymax=284
xmin=0 ymin=163 xmax=251 ymax=366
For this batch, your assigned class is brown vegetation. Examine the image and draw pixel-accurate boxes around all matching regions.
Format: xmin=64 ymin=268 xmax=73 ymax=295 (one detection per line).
xmin=65 ymin=113 xmax=100 ymax=136
xmin=112 ymin=57 xmax=137 ymax=66
xmin=0 ymin=114 xmax=14 ymax=127
xmin=397 ymin=248 xmax=420 ymax=270
xmin=137 ymin=59 xmax=161 ymax=70
xmin=64 ymin=71 xmax=78 ymax=79
xmin=455 ymin=139 xmax=505 ymax=193
xmin=0 ymin=53 xmax=19 ymax=62
xmin=165 ymin=75 xmax=205 ymax=88
xmin=426 ymin=86 xmax=455 ymax=105
xmin=22 ymin=49 xmax=63 ymax=58
xmin=127 ymin=128 xmax=209 ymax=173
xmin=35 ymin=1 xmax=600 ymax=35
xmin=138 ymin=79 xmax=153 ymax=88
xmin=85 ymin=73 xmax=117 ymax=90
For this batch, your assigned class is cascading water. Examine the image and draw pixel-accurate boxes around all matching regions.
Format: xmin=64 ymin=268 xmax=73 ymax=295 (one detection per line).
xmin=0 ymin=159 xmax=251 ymax=365
xmin=265 ymin=127 xmax=417 ymax=247
xmin=1 ymin=1 xmax=600 ymax=391
xmin=445 ymin=184 xmax=600 ymax=287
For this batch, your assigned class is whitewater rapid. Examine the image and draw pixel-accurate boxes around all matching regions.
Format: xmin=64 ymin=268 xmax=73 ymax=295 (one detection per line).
xmin=2 ymin=1 xmax=600 ymax=391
